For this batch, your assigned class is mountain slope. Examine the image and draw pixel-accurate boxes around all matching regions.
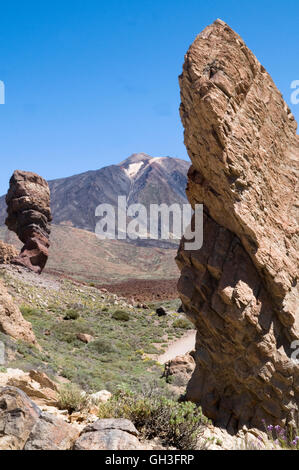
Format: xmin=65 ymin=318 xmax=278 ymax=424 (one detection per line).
xmin=0 ymin=224 xmax=179 ymax=283
xmin=0 ymin=154 xmax=189 ymax=239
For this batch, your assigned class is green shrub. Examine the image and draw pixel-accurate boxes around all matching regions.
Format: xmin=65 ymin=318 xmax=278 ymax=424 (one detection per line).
xmin=20 ymin=305 xmax=42 ymax=317
xmin=98 ymin=389 xmax=209 ymax=449
xmin=88 ymin=338 xmax=116 ymax=354
xmin=112 ymin=310 xmax=130 ymax=322
xmin=58 ymin=383 xmax=89 ymax=413
xmin=63 ymin=309 xmax=80 ymax=320
xmin=173 ymin=318 xmax=192 ymax=329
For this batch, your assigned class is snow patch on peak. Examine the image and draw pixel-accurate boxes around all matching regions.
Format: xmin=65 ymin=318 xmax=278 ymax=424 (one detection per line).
xmin=124 ymin=162 xmax=144 ymax=178
xmin=149 ymin=157 xmax=165 ymax=165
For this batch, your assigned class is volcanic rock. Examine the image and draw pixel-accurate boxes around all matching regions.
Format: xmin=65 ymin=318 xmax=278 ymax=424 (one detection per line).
xmin=0 ymin=280 xmax=38 ymax=346
xmin=0 ymin=369 xmax=58 ymax=406
xmin=5 ymin=170 xmax=52 ymax=274
xmin=0 ymin=386 xmax=78 ymax=450
xmin=74 ymin=418 xmax=142 ymax=450
xmin=0 ymin=241 xmax=18 ymax=264
xmin=163 ymin=352 xmax=195 ymax=391
xmin=176 ymin=19 xmax=299 ymax=431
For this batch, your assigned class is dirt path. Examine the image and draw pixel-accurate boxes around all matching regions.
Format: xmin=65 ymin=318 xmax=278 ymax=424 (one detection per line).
xmin=157 ymin=330 xmax=196 ymax=364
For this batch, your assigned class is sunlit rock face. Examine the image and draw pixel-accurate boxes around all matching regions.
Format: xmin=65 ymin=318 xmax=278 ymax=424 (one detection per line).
xmin=176 ymin=19 xmax=299 ymax=432
xmin=5 ymin=170 xmax=52 ymax=274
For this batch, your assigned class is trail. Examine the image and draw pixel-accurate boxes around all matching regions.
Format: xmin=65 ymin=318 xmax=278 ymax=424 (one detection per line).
xmin=157 ymin=330 xmax=196 ymax=364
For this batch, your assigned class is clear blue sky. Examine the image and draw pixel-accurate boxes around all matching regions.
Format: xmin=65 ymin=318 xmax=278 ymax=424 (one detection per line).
xmin=0 ymin=0 xmax=298 ymax=194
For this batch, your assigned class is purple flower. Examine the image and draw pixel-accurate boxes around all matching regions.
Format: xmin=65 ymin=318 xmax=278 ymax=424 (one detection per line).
xmin=267 ymin=425 xmax=273 ymax=431
xmin=274 ymin=425 xmax=281 ymax=432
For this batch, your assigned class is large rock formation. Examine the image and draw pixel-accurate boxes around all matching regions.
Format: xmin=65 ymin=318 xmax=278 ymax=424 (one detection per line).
xmin=5 ymin=171 xmax=52 ymax=274
xmin=176 ymin=19 xmax=299 ymax=431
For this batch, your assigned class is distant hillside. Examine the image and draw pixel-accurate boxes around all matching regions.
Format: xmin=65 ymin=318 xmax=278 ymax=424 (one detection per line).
xmin=0 ymin=224 xmax=179 ymax=283
xmin=0 ymin=154 xmax=189 ymax=246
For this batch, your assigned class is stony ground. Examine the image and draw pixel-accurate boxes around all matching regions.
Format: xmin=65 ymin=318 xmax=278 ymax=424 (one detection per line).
xmin=0 ymin=264 xmax=192 ymax=394
xmin=0 ymin=264 xmax=285 ymax=450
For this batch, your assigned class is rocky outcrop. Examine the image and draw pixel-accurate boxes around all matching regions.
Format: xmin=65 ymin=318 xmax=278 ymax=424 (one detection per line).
xmin=0 ymin=386 xmax=79 ymax=450
xmin=74 ymin=418 xmax=142 ymax=450
xmin=0 ymin=280 xmax=38 ymax=346
xmin=163 ymin=352 xmax=195 ymax=384
xmin=5 ymin=170 xmax=52 ymax=274
xmin=0 ymin=386 xmax=141 ymax=450
xmin=163 ymin=352 xmax=195 ymax=394
xmin=0 ymin=369 xmax=58 ymax=406
xmin=176 ymin=19 xmax=299 ymax=431
xmin=0 ymin=241 xmax=18 ymax=264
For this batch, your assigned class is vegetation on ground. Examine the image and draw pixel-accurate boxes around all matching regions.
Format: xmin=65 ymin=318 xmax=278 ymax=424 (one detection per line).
xmin=97 ymin=387 xmax=209 ymax=450
xmin=0 ymin=268 xmax=193 ymax=394
xmin=57 ymin=382 xmax=89 ymax=413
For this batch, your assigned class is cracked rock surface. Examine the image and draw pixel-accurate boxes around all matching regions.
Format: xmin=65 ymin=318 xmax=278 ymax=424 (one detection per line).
xmin=176 ymin=19 xmax=299 ymax=431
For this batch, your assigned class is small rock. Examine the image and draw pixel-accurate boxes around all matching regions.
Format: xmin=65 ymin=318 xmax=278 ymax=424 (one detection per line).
xmin=77 ymin=333 xmax=94 ymax=344
xmin=156 ymin=307 xmax=167 ymax=317
xmin=89 ymin=390 xmax=112 ymax=404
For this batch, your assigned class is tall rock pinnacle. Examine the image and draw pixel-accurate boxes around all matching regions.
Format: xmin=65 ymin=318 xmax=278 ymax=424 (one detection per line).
xmin=5 ymin=170 xmax=52 ymax=274
xmin=176 ymin=19 xmax=299 ymax=431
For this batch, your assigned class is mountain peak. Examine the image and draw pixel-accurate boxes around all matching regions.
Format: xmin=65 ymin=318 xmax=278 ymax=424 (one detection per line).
xmin=118 ymin=153 xmax=151 ymax=166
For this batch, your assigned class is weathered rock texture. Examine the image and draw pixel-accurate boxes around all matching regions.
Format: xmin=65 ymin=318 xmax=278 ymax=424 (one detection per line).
xmin=176 ymin=19 xmax=299 ymax=431
xmin=0 ymin=241 xmax=18 ymax=264
xmin=0 ymin=369 xmax=58 ymax=406
xmin=0 ymin=280 xmax=38 ymax=346
xmin=74 ymin=418 xmax=142 ymax=450
xmin=0 ymin=387 xmax=79 ymax=450
xmin=5 ymin=170 xmax=52 ymax=274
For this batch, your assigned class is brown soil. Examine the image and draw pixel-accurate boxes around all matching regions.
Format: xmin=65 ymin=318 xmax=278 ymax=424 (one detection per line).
xmin=98 ymin=278 xmax=179 ymax=303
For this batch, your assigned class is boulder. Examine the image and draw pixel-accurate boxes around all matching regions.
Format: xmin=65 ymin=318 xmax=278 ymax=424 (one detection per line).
xmin=0 ymin=386 xmax=40 ymax=450
xmin=0 ymin=280 xmax=38 ymax=346
xmin=74 ymin=418 xmax=142 ymax=450
xmin=156 ymin=307 xmax=167 ymax=317
xmin=0 ymin=386 xmax=79 ymax=450
xmin=176 ymin=19 xmax=299 ymax=431
xmin=77 ymin=333 xmax=94 ymax=344
xmin=0 ymin=369 xmax=59 ymax=406
xmin=24 ymin=412 xmax=79 ymax=450
xmin=89 ymin=390 xmax=112 ymax=404
xmin=5 ymin=170 xmax=52 ymax=274
xmin=163 ymin=352 xmax=195 ymax=389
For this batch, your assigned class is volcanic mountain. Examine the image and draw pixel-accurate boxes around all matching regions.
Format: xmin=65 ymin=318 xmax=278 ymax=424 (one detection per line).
xmin=0 ymin=154 xmax=189 ymax=243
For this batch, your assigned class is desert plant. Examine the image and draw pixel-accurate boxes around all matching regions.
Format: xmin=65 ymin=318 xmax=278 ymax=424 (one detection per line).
xmin=88 ymin=338 xmax=116 ymax=354
xmin=112 ymin=310 xmax=130 ymax=321
xmin=58 ymin=383 xmax=89 ymax=413
xmin=173 ymin=318 xmax=192 ymax=329
xmin=63 ymin=309 xmax=80 ymax=320
xmin=98 ymin=388 xmax=209 ymax=449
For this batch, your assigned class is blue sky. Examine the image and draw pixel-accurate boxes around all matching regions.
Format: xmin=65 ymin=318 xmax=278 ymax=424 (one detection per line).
xmin=0 ymin=0 xmax=298 ymax=194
